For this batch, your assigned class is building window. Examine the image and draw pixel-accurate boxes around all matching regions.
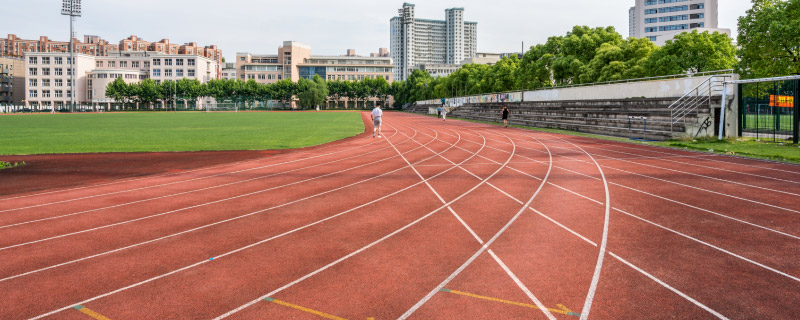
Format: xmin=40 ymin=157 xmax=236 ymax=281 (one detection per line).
xmin=144 ymin=61 xmax=150 ymax=68
xmin=120 ymin=61 xmax=127 ymax=68
xmin=67 ymin=79 xmax=72 ymax=86
xmin=176 ymin=69 xmax=184 ymax=77
xmin=29 ymin=57 xmax=37 ymax=64
xmin=55 ymin=68 xmax=63 ymax=76
xmin=248 ymin=74 xmax=254 ymax=79
xmin=97 ymin=61 xmax=103 ymax=68
xmin=29 ymin=68 xmax=37 ymax=76
xmin=188 ymin=59 xmax=195 ymax=66
xmin=176 ymin=59 xmax=184 ymax=66
xmin=55 ymin=79 xmax=63 ymax=87
xmin=55 ymin=90 xmax=63 ymax=98
xmin=165 ymin=59 xmax=173 ymax=66
xmin=42 ymin=90 xmax=50 ymax=98
xmin=29 ymin=90 xmax=37 ymax=98
xmin=67 ymin=68 xmax=73 ymax=76
xmin=42 ymin=79 xmax=50 ymax=87
xmin=67 ymin=90 xmax=72 ymax=98
xmin=153 ymin=69 xmax=161 ymax=77
xmin=42 ymin=57 xmax=50 ymax=65
xmin=165 ymin=69 xmax=172 ymax=77
xmin=188 ymin=69 xmax=195 ymax=77
xmin=132 ymin=61 xmax=140 ymax=68
xmin=153 ymin=59 xmax=161 ymax=66
xmin=29 ymin=79 xmax=37 ymax=87
xmin=109 ymin=61 xmax=116 ymax=68
xmin=42 ymin=68 xmax=50 ymax=76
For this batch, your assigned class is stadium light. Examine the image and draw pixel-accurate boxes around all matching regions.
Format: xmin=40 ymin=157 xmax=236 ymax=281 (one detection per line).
xmin=61 ymin=0 xmax=81 ymax=112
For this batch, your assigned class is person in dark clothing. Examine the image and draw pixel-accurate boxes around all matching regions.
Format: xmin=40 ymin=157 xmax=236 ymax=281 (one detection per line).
xmin=502 ymin=106 xmax=510 ymax=127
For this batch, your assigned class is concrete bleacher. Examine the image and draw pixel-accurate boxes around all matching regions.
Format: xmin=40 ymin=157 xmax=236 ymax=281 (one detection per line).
xmin=412 ymin=97 xmax=720 ymax=141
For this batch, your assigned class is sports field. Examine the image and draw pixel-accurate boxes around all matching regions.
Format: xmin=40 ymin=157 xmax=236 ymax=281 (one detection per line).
xmin=1 ymin=112 xmax=798 ymax=319
xmin=742 ymin=114 xmax=796 ymax=131
xmin=0 ymin=112 xmax=364 ymax=155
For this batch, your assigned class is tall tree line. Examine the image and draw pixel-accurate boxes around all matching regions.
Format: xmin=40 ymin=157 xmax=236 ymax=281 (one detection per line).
xmin=106 ymin=74 xmax=393 ymax=110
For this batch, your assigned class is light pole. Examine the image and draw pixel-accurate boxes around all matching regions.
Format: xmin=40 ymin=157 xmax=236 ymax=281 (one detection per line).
xmin=61 ymin=0 xmax=81 ymax=113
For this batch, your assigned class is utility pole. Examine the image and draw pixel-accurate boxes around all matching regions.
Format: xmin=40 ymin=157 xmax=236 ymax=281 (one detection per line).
xmin=61 ymin=0 xmax=81 ymax=113
xmin=521 ymin=41 xmax=524 ymax=102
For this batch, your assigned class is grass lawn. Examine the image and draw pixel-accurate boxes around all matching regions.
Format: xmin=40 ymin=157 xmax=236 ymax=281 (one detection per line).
xmin=0 ymin=112 xmax=365 ymax=155
xmin=742 ymin=114 xmax=795 ymax=132
xmin=426 ymin=113 xmax=800 ymax=164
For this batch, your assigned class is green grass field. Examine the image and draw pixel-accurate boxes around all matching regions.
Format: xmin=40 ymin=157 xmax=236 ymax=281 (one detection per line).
xmin=0 ymin=112 xmax=365 ymax=155
xmin=742 ymin=114 xmax=795 ymax=132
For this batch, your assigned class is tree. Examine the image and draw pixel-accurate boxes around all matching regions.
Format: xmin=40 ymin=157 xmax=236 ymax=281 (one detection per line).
xmin=644 ymin=30 xmax=738 ymax=76
xmin=737 ymin=0 xmax=800 ymax=77
xmin=160 ymin=80 xmax=178 ymax=110
xmin=579 ymin=37 xmax=657 ymax=83
xmin=105 ymin=77 xmax=129 ymax=109
xmin=137 ymin=79 xmax=162 ymax=109
xmin=177 ymin=78 xmax=202 ymax=110
xmin=298 ymin=75 xmax=329 ymax=109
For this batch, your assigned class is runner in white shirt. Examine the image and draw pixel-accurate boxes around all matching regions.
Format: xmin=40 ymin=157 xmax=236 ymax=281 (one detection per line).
xmin=371 ymin=104 xmax=383 ymax=138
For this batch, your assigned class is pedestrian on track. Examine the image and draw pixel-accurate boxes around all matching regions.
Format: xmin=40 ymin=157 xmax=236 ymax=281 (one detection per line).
xmin=371 ymin=103 xmax=383 ymax=138
xmin=442 ymin=106 xmax=447 ymax=121
xmin=437 ymin=106 xmax=442 ymax=119
xmin=502 ymin=106 xmax=510 ymax=127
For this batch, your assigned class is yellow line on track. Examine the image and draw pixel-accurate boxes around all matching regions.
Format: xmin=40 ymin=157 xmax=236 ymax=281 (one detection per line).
xmin=441 ymin=288 xmax=581 ymax=317
xmin=264 ymin=297 xmax=348 ymax=320
xmin=73 ymin=305 xmax=112 ymax=320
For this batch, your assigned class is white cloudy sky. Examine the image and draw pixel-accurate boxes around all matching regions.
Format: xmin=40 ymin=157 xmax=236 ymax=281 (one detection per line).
xmin=1 ymin=0 xmax=753 ymax=61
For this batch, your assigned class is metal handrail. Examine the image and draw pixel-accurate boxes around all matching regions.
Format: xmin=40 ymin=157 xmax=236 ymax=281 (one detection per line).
xmin=668 ymin=75 xmax=731 ymax=126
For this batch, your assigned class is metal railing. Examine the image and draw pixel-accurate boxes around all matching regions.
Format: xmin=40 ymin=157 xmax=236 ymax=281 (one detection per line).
xmin=668 ymin=74 xmax=732 ymax=129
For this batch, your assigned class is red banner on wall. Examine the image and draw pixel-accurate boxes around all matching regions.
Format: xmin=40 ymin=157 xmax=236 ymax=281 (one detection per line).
xmin=770 ymin=95 xmax=794 ymax=108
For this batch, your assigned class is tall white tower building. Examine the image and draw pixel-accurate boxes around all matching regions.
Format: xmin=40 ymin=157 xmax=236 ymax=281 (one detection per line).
xmin=390 ymin=3 xmax=478 ymax=81
xmin=629 ymin=0 xmax=728 ymax=45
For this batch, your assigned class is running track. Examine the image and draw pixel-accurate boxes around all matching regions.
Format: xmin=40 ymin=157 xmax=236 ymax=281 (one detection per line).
xmin=1 ymin=112 xmax=799 ymax=319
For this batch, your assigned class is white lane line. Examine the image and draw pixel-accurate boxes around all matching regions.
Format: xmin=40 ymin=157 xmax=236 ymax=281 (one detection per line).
xmin=214 ymin=124 xmax=517 ymax=320
xmin=0 ymin=130 xmax=439 ymax=282
xmin=0 ymin=128 xmax=428 ymax=251
xmin=399 ymin=131 xmax=554 ymax=320
xmin=402 ymin=126 xmax=555 ymax=319
xmin=544 ymin=135 xmax=611 ymax=320
xmin=0 ymin=123 xmax=400 ymax=212
xmin=577 ymin=143 xmax=800 ymax=185
xmin=458 ymin=132 xmax=800 ymax=231
xmin=27 ymin=121 xmax=465 ymax=320
xmin=613 ymin=207 xmax=800 ymax=283
xmin=568 ymin=137 xmax=800 ymax=176
xmin=527 ymin=208 xmax=727 ymax=320
xmin=0 ymin=131 xmax=419 ymax=230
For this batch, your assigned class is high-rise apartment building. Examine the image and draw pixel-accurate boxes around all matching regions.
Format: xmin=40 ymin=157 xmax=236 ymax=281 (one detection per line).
xmin=0 ymin=56 xmax=25 ymax=104
xmin=629 ymin=0 xmax=728 ymax=45
xmin=390 ymin=3 xmax=477 ymax=81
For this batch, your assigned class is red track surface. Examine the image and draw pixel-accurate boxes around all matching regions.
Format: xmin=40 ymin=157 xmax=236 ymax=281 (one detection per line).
xmin=1 ymin=112 xmax=799 ymax=319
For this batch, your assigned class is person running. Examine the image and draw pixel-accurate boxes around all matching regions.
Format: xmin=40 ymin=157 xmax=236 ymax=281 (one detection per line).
xmin=502 ymin=106 xmax=510 ymax=127
xmin=371 ymin=104 xmax=383 ymax=138
xmin=441 ymin=106 xmax=447 ymax=121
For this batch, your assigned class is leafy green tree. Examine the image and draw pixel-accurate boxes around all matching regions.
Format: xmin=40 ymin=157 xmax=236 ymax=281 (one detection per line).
xmin=105 ymin=77 xmax=130 ymax=108
xmin=737 ymin=0 xmax=800 ymax=77
xmin=579 ymin=37 xmax=657 ymax=83
xmin=644 ymin=30 xmax=737 ymax=76
xmin=137 ymin=79 xmax=162 ymax=109
xmin=298 ymin=75 xmax=329 ymax=109
xmin=177 ymin=78 xmax=202 ymax=110
xmin=160 ymin=80 xmax=178 ymax=110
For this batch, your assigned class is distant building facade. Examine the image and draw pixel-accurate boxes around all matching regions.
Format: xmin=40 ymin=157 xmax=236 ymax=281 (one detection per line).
xmin=1 ymin=34 xmax=222 ymax=64
xmin=390 ymin=3 xmax=478 ymax=81
xmin=237 ymin=41 xmax=393 ymax=84
xmin=23 ymin=51 xmax=219 ymax=109
xmin=629 ymin=0 xmax=729 ymax=45
xmin=0 ymin=56 xmax=25 ymax=104
xmin=221 ymin=62 xmax=237 ymax=80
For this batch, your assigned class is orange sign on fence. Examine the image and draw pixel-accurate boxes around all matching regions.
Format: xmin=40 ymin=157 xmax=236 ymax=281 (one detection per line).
xmin=770 ymin=95 xmax=795 ymax=108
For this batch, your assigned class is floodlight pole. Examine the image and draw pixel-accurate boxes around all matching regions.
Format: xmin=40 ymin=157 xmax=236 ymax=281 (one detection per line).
xmin=61 ymin=0 xmax=81 ymax=113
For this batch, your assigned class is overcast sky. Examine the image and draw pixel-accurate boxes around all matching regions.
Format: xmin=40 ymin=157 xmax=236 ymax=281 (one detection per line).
xmin=1 ymin=0 xmax=753 ymax=62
